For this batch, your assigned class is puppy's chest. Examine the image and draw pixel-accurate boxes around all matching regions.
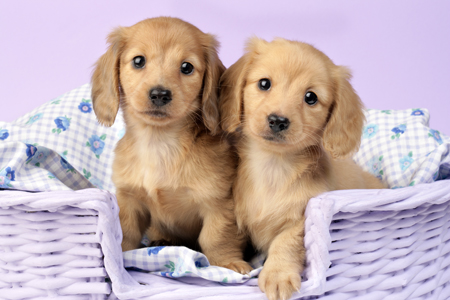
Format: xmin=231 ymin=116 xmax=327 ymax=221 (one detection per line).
xmin=138 ymin=139 xmax=184 ymax=187
xmin=134 ymin=135 xmax=223 ymax=201
xmin=237 ymin=156 xmax=311 ymax=250
xmin=240 ymin=158 xmax=297 ymax=212
xmin=241 ymin=176 xmax=302 ymax=224
xmin=250 ymin=155 xmax=296 ymax=190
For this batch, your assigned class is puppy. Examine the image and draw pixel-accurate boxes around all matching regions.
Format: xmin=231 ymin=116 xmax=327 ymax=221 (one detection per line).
xmin=91 ymin=17 xmax=252 ymax=274
xmin=219 ymin=38 xmax=386 ymax=299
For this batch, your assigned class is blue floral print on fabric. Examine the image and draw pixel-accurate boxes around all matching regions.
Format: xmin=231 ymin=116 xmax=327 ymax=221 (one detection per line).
xmin=0 ymin=167 xmax=15 ymax=188
xmin=60 ymin=150 xmax=76 ymax=173
xmin=160 ymin=271 xmax=175 ymax=277
xmin=411 ymin=109 xmax=425 ymax=116
xmin=53 ymin=116 xmax=71 ymax=134
xmin=0 ymin=84 xmax=124 ymax=193
xmin=195 ymin=257 xmax=209 ymax=268
xmin=0 ymin=174 xmax=13 ymax=188
xmin=392 ymin=124 xmax=406 ymax=134
xmin=3 ymin=167 xmax=15 ymax=181
xmin=89 ymin=177 xmax=104 ymax=189
xmin=0 ymin=129 xmax=9 ymax=140
xmin=78 ymin=99 xmax=92 ymax=113
xmin=160 ymin=257 xmax=190 ymax=278
xmin=429 ymin=129 xmax=443 ymax=145
xmin=60 ymin=157 xmax=75 ymax=172
xmin=363 ymin=124 xmax=378 ymax=139
xmin=83 ymin=168 xmax=92 ymax=179
xmin=367 ymin=155 xmax=384 ymax=179
xmin=26 ymin=113 xmax=44 ymax=125
xmin=148 ymin=246 xmax=166 ymax=256
xmin=391 ymin=124 xmax=407 ymax=140
xmin=27 ymin=147 xmax=51 ymax=167
xmin=161 ymin=261 xmax=176 ymax=277
xmin=86 ymin=134 xmax=106 ymax=158
xmin=0 ymin=167 xmax=16 ymax=188
xmin=399 ymin=151 xmax=414 ymax=172
xmin=25 ymin=144 xmax=37 ymax=159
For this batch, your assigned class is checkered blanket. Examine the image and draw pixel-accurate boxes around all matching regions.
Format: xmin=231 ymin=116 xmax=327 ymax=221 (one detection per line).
xmin=354 ymin=108 xmax=450 ymax=187
xmin=123 ymin=246 xmax=265 ymax=284
xmin=1 ymin=84 xmax=449 ymax=284
xmin=0 ymin=84 xmax=124 ymax=192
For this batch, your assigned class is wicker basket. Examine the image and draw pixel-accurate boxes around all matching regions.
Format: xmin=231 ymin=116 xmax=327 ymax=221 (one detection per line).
xmin=0 ymin=189 xmax=123 ymax=300
xmin=302 ymin=179 xmax=450 ymax=300
xmin=2 ymin=181 xmax=450 ymax=300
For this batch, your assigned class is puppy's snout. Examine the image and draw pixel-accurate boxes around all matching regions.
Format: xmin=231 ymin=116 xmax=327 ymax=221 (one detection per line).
xmin=149 ymin=87 xmax=172 ymax=107
xmin=268 ymin=114 xmax=290 ymax=133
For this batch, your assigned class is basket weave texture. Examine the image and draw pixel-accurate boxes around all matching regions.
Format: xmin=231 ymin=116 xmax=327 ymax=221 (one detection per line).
xmin=106 ymin=181 xmax=450 ymax=300
xmin=302 ymin=180 xmax=450 ymax=300
xmin=2 ymin=181 xmax=450 ymax=300
xmin=0 ymin=189 xmax=124 ymax=300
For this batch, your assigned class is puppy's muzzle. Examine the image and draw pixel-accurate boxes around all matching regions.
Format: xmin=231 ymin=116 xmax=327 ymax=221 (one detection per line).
xmin=149 ymin=87 xmax=172 ymax=107
xmin=268 ymin=114 xmax=290 ymax=133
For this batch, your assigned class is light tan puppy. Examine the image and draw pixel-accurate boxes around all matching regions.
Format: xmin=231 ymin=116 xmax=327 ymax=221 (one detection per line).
xmin=219 ymin=38 xmax=386 ymax=299
xmin=91 ymin=17 xmax=251 ymax=274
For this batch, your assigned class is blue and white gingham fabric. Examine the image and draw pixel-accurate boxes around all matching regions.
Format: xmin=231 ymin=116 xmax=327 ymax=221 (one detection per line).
xmin=123 ymin=246 xmax=265 ymax=283
xmin=0 ymin=83 xmax=125 ymax=192
xmin=1 ymin=84 xmax=449 ymax=283
xmin=354 ymin=108 xmax=450 ymax=189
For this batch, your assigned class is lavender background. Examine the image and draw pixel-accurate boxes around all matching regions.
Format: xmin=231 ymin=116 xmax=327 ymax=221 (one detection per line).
xmin=1 ymin=0 xmax=449 ymax=135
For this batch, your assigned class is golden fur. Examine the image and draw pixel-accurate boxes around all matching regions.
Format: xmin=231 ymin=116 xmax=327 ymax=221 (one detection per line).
xmin=91 ymin=17 xmax=251 ymax=274
xmin=219 ymin=38 xmax=386 ymax=299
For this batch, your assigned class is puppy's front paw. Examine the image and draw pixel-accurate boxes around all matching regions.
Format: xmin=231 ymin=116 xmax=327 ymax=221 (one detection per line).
xmin=258 ymin=266 xmax=301 ymax=300
xmin=221 ymin=260 xmax=253 ymax=274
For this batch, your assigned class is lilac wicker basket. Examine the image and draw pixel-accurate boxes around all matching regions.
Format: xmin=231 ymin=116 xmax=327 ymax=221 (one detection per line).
xmin=2 ymin=181 xmax=450 ymax=300
xmin=0 ymin=188 xmax=126 ymax=300
xmin=301 ymin=180 xmax=450 ymax=300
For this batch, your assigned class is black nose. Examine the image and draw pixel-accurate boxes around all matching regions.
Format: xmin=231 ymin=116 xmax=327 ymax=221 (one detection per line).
xmin=268 ymin=114 xmax=290 ymax=133
xmin=149 ymin=87 xmax=172 ymax=107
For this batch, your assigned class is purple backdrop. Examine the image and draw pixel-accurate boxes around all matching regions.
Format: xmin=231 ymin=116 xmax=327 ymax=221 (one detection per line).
xmin=1 ymin=1 xmax=449 ymax=134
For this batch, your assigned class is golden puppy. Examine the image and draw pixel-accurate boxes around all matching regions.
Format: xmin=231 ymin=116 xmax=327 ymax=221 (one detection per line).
xmin=219 ymin=38 xmax=386 ymax=299
xmin=91 ymin=17 xmax=251 ymax=274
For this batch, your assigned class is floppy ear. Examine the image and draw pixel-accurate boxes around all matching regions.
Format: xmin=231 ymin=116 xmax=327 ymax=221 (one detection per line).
xmin=200 ymin=34 xmax=226 ymax=135
xmin=219 ymin=45 xmax=259 ymax=133
xmin=218 ymin=55 xmax=248 ymax=133
xmin=91 ymin=27 xmax=126 ymax=127
xmin=219 ymin=37 xmax=267 ymax=133
xmin=323 ymin=66 xmax=365 ymax=159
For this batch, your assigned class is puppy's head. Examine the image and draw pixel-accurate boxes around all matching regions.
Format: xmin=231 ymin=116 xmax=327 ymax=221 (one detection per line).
xmin=91 ymin=17 xmax=225 ymax=134
xmin=219 ymin=38 xmax=365 ymax=158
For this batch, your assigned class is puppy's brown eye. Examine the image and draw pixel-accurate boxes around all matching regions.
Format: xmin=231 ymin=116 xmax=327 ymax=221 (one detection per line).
xmin=258 ymin=78 xmax=271 ymax=91
xmin=133 ymin=56 xmax=146 ymax=69
xmin=304 ymin=92 xmax=318 ymax=106
xmin=181 ymin=62 xmax=194 ymax=75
